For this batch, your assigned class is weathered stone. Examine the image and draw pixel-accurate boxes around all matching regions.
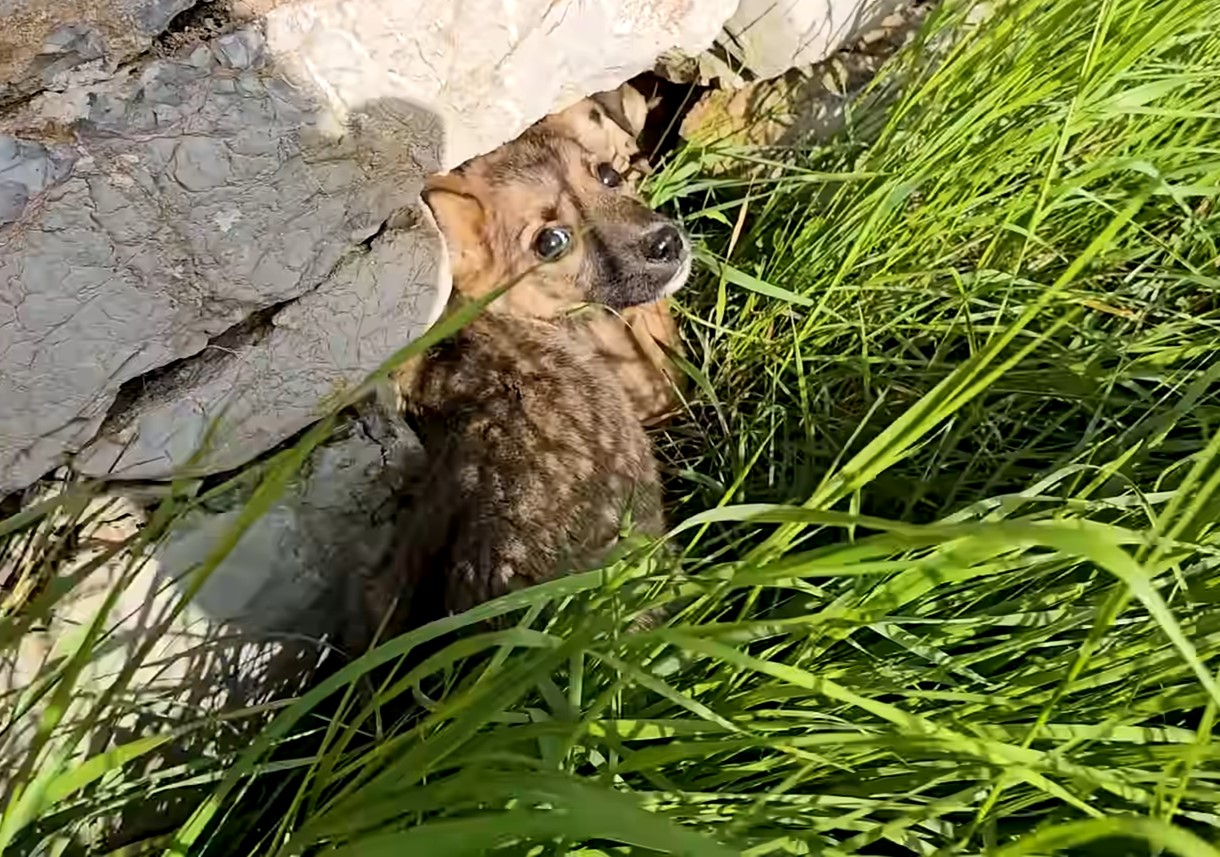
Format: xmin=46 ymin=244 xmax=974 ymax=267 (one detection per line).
xmin=75 ymin=226 xmax=441 ymax=480
xmin=155 ymin=406 xmax=419 ymax=634
xmin=0 ymin=27 xmax=445 ymax=491
xmin=654 ymin=0 xmax=905 ymax=86
xmin=1 ymin=407 xmax=419 ymax=834
xmin=1 ymin=0 xmax=783 ymax=497
xmin=0 ymin=0 xmax=196 ymax=107
xmin=260 ymin=0 xmax=744 ymax=171
xmin=719 ymin=0 xmax=904 ymax=83
xmin=681 ymin=3 xmax=929 ymax=149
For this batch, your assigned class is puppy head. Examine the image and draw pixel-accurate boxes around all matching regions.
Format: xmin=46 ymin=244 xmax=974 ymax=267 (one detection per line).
xmin=422 ymin=92 xmax=689 ymax=318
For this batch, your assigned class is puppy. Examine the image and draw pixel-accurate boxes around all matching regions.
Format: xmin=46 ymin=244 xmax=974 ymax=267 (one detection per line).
xmin=539 ymin=87 xmax=688 ymax=425
xmin=366 ymin=106 xmax=692 ymax=638
xmin=468 ymin=86 xmax=688 ymax=425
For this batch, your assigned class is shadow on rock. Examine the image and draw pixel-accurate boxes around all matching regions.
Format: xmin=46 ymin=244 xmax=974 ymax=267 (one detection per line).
xmin=1 ymin=62 xmax=447 ymax=850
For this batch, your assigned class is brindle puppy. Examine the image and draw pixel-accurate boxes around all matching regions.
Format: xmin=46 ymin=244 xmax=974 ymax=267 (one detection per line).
xmin=547 ymin=87 xmax=689 ymax=426
xmin=363 ymin=106 xmax=691 ymax=638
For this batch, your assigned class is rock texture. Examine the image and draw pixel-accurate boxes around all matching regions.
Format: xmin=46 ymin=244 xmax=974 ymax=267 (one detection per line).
xmin=1 ymin=406 xmax=419 ymax=833
xmin=0 ymin=0 xmax=889 ymax=497
xmin=681 ymin=2 xmax=930 ymax=149
xmin=671 ymin=0 xmax=906 ymax=86
xmin=0 ymin=26 xmax=445 ymax=490
xmin=261 ymin=0 xmax=746 ymax=172
xmin=0 ymin=0 xmax=789 ymax=497
xmin=0 ymin=0 xmax=195 ymax=107
xmin=719 ymin=0 xmax=901 ymax=82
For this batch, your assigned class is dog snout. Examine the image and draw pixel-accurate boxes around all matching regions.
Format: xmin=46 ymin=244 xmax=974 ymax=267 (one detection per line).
xmin=642 ymin=224 xmax=685 ymax=264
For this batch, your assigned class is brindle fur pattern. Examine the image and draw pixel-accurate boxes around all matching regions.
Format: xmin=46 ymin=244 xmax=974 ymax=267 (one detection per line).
xmin=377 ymin=312 xmax=664 ymax=631
xmin=581 ymin=298 xmax=684 ymax=426
xmin=546 ymin=89 xmax=687 ymax=425
xmin=421 ymin=93 xmax=688 ymax=424
xmin=365 ymin=95 xmax=689 ymax=639
xmin=425 ymin=118 xmax=686 ymax=313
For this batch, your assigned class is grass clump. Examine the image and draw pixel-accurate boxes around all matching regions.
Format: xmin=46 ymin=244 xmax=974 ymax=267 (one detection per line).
xmin=4 ymin=0 xmax=1220 ymax=853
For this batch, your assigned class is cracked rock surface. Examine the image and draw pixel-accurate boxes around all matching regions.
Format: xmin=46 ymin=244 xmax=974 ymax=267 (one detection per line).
xmin=1 ymin=408 xmax=421 ymax=845
xmin=0 ymin=0 xmax=196 ymax=107
xmin=0 ymin=0 xmax=785 ymax=497
xmin=0 ymin=27 xmax=444 ymax=491
xmin=681 ymin=2 xmax=931 ymax=150
xmin=0 ymin=0 xmax=887 ymax=497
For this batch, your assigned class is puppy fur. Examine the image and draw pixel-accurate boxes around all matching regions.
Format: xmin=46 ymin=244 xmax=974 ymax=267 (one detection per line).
xmin=543 ymin=88 xmax=688 ymax=425
xmin=381 ymin=313 xmax=665 ymax=630
xmin=366 ymin=98 xmax=691 ymax=638
xmin=442 ymin=87 xmax=688 ymax=425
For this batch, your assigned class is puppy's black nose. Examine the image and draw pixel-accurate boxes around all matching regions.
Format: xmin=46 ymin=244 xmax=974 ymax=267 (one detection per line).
xmin=643 ymin=225 xmax=683 ymax=263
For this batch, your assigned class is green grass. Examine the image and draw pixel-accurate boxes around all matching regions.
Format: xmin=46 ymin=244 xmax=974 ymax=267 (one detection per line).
xmin=5 ymin=0 xmax=1220 ymax=852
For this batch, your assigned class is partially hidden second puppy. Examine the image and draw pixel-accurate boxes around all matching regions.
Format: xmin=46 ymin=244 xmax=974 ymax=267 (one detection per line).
xmin=360 ymin=98 xmax=692 ymax=640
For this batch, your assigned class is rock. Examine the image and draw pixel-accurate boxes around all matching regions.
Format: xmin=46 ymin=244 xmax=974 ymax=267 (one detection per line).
xmin=75 ymin=226 xmax=441 ymax=481
xmin=656 ymin=0 xmax=906 ymax=86
xmin=0 ymin=26 xmax=446 ymax=491
xmin=155 ymin=404 xmax=419 ymax=636
xmin=0 ymin=0 xmax=777 ymax=497
xmin=1 ymin=406 xmax=420 ymax=842
xmin=260 ymin=0 xmax=744 ymax=171
xmin=721 ymin=0 xmax=903 ymax=82
xmin=680 ymin=3 xmax=930 ymax=149
xmin=0 ymin=0 xmax=195 ymax=107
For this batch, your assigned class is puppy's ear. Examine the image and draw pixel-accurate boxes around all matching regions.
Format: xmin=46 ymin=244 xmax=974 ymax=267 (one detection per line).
xmin=543 ymin=89 xmax=647 ymax=177
xmin=422 ymin=172 xmax=483 ymax=244
xmin=421 ymin=172 xmax=489 ymax=282
xmin=591 ymin=83 xmax=648 ymax=139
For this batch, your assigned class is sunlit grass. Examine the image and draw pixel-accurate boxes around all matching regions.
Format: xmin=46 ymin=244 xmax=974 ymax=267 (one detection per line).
xmin=4 ymin=0 xmax=1220 ymax=852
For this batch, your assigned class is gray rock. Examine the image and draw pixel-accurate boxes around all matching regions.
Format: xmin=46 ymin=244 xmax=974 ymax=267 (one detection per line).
xmin=0 ymin=26 xmax=445 ymax=491
xmin=0 ymin=0 xmax=195 ymax=106
xmin=259 ymin=0 xmax=744 ymax=170
xmin=0 ymin=136 xmax=76 ymax=225
xmin=76 ymin=229 xmax=441 ymax=480
xmin=1 ymin=408 xmax=421 ymax=847
xmin=701 ymin=0 xmax=904 ymax=85
xmin=156 ymin=405 xmax=421 ymax=636
xmin=0 ymin=0 xmax=882 ymax=498
xmin=135 ymin=0 xmax=197 ymax=34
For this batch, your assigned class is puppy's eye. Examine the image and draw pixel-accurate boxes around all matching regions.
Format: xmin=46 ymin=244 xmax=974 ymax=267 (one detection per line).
xmin=532 ymin=226 xmax=572 ymax=261
xmin=596 ymin=162 xmax=622 ymax=188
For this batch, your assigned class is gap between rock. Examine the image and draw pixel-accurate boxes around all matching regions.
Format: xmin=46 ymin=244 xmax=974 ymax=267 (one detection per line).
xmin=91 ymin=212 xmax=397 ymax=445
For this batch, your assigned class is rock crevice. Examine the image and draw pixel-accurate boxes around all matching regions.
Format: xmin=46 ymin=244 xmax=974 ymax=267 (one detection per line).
xmin=1 ymin=0 xmax=885 ymax=497
xmin=0 ymin=25 xmax=445 ymax=490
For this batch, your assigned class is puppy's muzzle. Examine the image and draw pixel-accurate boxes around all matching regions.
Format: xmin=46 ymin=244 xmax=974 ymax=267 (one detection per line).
xmin=642 ymin=224 xmax=685 ymax=264
xmin=641 ymin=222 xmax=691 ymax=299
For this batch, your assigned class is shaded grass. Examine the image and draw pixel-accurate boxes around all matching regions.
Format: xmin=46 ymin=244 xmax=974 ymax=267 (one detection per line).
xmin=4 ymin=0 xmax=1220 ymax=853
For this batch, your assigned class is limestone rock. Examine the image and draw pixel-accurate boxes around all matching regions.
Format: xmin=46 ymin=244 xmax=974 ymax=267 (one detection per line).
xmin=260 ymin=0 xmax=744 ymax=171
xmin=0 ymin=0 xmax=196 ymax=106
xmin=75 ymin=226 xmax=441 ymax=481
xmin=154 ymin=405 xmax=419 ymax=636
xmin=652 ymin=0 xmax=908 ymax=86
xmin=681 ymin=3 xmax=929 ymax=149
xmin=1 ymin=408 xmax=419 ymax=841
xmin=0 ymin=26 xmax=445 ymax=491
xmin=0 ymin=0 xmax=758 ymax=497
xmin=716 ymin=0 xmax=904 ymax=84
